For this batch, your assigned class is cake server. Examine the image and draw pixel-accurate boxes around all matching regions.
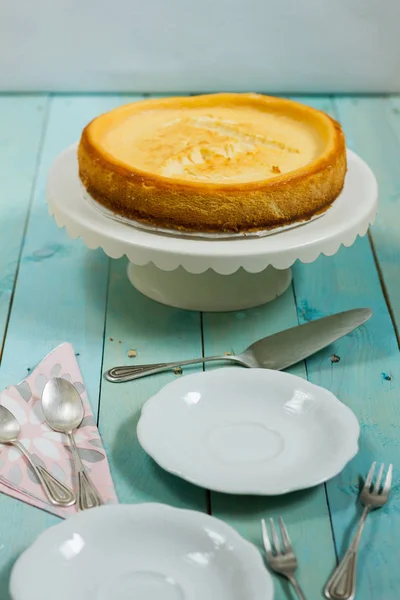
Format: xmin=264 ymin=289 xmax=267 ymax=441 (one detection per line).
xmin=104 ymin=308 xmax=372 ymax=383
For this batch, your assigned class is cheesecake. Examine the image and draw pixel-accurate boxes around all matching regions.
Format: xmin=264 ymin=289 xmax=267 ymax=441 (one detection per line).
xmin=78 ymin=94 xmax=346 ymax=233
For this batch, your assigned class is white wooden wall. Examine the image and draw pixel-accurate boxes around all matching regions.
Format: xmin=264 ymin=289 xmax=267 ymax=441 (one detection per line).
xmin=0 ymin=0 xmax=399 ymax=92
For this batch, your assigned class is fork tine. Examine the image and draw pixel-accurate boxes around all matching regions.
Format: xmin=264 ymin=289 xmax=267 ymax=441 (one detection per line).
xmin=270 ymin=518 xmax=281 ymax=555
xmin=374 ymin=463 xmax=385 ymax=492
xmin=364 ymin=461 xmax=376 ymax=490
xmin=382 ymin=464 xmax=393 ymax=495
xmin=261 ymin=519 xmax=272 ymax=554
xmin=279 ymin=517 xmax=292 ymax=552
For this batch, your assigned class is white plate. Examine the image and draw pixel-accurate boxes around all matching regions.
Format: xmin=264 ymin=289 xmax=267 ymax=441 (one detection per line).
xmin=137 ymin=368 xmax=359 ymax=495
xmin=10 ymin=503 xmax=273 ymax=600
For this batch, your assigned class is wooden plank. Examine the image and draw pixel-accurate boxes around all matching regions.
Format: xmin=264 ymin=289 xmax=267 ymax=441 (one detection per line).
xmin=0 ymin=94 xmax=123 ymax=399
xmin=381 ymin=94 xmax=400 ymax=328
xmin=97 ymin=92 xmax=207 ymax=510
xmin=388 ymin=94 xmax=400 ymax=141
xmin=203 ymin=293 xmax=336 ymax=600
xmin=203 ymin=96 xmax=342 ymax=599
xmin=0 ymin=94 xmax=48 ymax=356
xmin=0 ymin=94 xmax=123 ymax=598
xmin=292 ymin=96 xmax=400 ymax=599
xmin=99 ymin=258 xmax=206 ymax=509
xmin=334 ymin=96 xmax=400 ymax=330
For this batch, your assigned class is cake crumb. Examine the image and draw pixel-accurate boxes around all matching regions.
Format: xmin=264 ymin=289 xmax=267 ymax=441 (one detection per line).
xmin=109 ymin=337 xmax=114 ymax=342
xmin=272 ymin=165 xmax=281 ymax=174
xmin=174 ymin=366 xmax=183 ymax=375
xmin=224 ymin=352 xmax=233 ymax=356
xmin=330 ymin=354 xmax=340 ymax=363
xmin=127 ymin=349 xmax=137 ymax=358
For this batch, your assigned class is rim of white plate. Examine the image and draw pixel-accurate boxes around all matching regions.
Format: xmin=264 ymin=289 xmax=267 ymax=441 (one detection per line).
xmin=10 ymin=503 xmax=274 ymax=600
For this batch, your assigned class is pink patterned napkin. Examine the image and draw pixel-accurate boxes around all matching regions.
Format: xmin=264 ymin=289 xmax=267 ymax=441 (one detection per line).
xmin=0 ymin=343 xmax=118 ymax=518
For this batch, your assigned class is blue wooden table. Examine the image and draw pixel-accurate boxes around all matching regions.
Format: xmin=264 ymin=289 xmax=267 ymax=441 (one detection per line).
xmin=0 ymin=93 xmax=399 ymax=599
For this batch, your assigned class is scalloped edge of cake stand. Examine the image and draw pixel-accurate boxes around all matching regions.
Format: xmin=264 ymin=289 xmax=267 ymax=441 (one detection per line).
xmin=47 ymin=145 xmax=377 ymax=311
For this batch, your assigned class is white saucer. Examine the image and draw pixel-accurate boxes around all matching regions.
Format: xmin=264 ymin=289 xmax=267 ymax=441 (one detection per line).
xmin=137 ymin=368 xmax=359 ymax=495
xmin=10 ymin=504 xmax=273 ymax=600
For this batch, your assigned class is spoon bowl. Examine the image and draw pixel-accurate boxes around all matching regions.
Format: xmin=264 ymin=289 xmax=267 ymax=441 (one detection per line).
xmin=0 ymin=406 xmax=21 ymax=443
xmin=42 ymin=378 xmax=84 ymax=433
xmin=0 ymin=404 xmax=75 ymax=506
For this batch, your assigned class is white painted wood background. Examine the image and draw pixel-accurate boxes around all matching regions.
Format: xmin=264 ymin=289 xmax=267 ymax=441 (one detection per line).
xmin=1 ymin=0 xmax=399 ymax=92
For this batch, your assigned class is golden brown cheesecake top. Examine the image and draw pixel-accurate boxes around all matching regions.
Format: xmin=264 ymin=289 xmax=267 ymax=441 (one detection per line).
xmin=86 ymin=95 xmax=333 ymax=185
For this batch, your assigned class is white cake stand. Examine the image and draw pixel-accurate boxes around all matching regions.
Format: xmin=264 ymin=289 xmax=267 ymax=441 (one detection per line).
xmin=46 ymin=145 xmax=377 ymax=311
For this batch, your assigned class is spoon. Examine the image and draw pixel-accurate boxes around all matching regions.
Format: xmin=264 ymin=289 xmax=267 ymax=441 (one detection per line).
xmin=104 ymin=308 xmax=372 ymax=383
xmin=41 ymin=378 xmax=103 ymax=511
xmin=0 ymin=405 xmax=76 ymax=506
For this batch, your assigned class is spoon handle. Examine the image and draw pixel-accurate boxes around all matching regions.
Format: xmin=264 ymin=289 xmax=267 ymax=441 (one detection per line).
xmin=35 ymin=465 xmax=76 ymax=507
xmin=104 ymin=355 xmax=247 ymax=383
xmin=12 ymin=441 xmax=76 ymax=507
xmin=0 ymin=474 xmax=53 ymax=506
xmin=68 ymin=433 xmax=103 ymax=511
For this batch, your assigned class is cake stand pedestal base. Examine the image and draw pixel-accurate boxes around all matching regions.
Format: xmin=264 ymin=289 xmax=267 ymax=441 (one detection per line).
xmin=127 ymin=263 xmax=292 ymax=312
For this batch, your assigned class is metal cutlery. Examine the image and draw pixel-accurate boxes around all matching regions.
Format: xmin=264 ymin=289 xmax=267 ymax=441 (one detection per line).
xmin=41 ymin=378 xmax=103 ymax=511
xmin=261 ymin=517 xmax=306 ymax=600
xmin=325 ymin=461 xmax=392 ymax=600
xmin=0 ymin=475 xmax=68 ymax=519
xmin=0 ymin=405 xmax=76 ymax=506
xmin=0 ymin=474 xmax=53 ymax=506
xmin=104 ymin=308 xmax=372 ymax=383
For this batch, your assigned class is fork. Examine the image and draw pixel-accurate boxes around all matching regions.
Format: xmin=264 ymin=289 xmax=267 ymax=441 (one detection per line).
xmin=325 ymin=461 xmax=393 ymax=600
xmin=261 ymin=516 xmax=307 ymax=600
